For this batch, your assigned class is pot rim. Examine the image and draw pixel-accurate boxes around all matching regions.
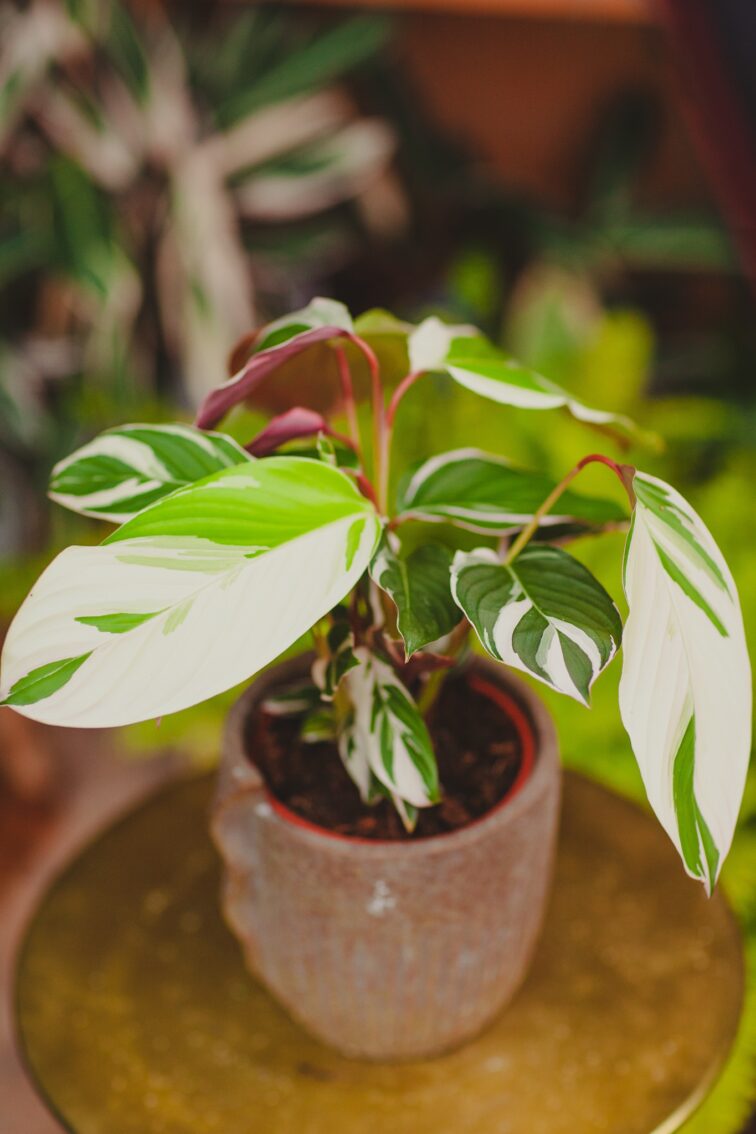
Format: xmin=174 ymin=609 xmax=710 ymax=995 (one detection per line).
xmin=220 ymin=652 xmax=560 ymax=859
xmin=264 ymin=672 xmax=536 ymax=844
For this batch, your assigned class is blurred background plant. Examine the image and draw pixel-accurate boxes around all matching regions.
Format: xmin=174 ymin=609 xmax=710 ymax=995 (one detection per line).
xmin=0 ymin=0 xmax=403 ymax=551
xmin=1 ymin=2 xmax=756 ymax=1129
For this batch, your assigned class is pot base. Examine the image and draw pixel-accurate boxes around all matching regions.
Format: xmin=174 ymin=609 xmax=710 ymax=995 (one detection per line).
xmin=17 ymin=773 xmax=743 ymax=1134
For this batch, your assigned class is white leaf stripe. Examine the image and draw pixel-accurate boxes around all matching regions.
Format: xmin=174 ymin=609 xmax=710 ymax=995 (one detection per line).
xmin=254 ymin=297 xmax=353 ymax=353
xmin=407 ymin=315 xmax=476 ymax=372
xmin=49 ymin=423 xmax=250 ymax=522
xmin=397 ymin=449 xmax=626 ymax=534
xmin=340 ymin=649 xmax=440 ymax=811
xmin=2 ymin=459 xmax=380 ymax=727
xmin=451 ymin=545 xmax=621 ymax=705
xmin=0 ymin=520 xmax=378 ymax=727
xmin=630 ymin=474 xmax=732 ymax=607
xmin=407 ymin=319 xmax=639 ymax=439
xmin=619 ymin=471 xmax=751 ymax=893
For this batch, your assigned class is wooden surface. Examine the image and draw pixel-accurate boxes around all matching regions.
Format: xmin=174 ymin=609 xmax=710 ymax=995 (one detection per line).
xmin=0 ymin=719 xmax=182 ymax=1133
xmin=16 ymin=773 xmax=744 ymax=1134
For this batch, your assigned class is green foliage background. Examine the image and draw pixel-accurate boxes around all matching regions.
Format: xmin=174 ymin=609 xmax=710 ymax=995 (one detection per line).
xmin=1 ymin=4 xmax=754 ymax=1126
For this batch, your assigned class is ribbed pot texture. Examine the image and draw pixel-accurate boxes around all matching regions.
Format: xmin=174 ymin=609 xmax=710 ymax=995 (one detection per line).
xmin=211 ymin=654 xmax=561 ymax=1062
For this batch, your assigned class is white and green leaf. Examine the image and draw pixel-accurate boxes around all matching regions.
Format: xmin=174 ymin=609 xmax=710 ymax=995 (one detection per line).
xmin=408 ymin=317 xmax=639 ymax=440
xmin=451 ymin=545 xmax=622 ymax=705
xmin=49 ymin=423 xmax=250 ymax=522
xmin=251 ymin=297 xmax=354 ymax=354
xmin=619 ymin=471 xmax=751 ymax=893
xmin=1 ymin=458 xmax=380 ymax=727
xmin=338 ymin=648 xmax=440 ymax=818
xmin=300 ymin=706 xmax=337 ymax=744
xmin=262 ymin=680 xmax=322 ymax=718
xmin=370 ymin=536 xmax=460 ymax=657
xmin=397 ymin=449 xmax=626 ymax=534
xmin=311 ymin=617 xmax=359 ymax=699
xmin=196 ymin=298 xmax=356 ymax=429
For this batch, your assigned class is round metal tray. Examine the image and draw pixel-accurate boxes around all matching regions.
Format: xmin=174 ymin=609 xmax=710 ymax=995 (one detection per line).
xmin=16 ymin=772 xmax=744 ymax=1134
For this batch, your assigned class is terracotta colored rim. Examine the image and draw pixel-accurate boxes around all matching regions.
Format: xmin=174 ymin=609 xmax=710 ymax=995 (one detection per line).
xmin=263 ymin=670 xmax=537 ymax=846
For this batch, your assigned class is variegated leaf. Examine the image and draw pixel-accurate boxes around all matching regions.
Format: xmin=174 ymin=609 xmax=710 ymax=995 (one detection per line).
xmin=312 ymin=617 xmax=359 ymax=699
xmin=397 ymin=448 xmax=626 ymax=534
xmin=338 ymin=648 xmax=440 ymax=817
xmin=619 ymin=471 xmax=751 ymax=893
xmin=408 ymin=317 xmax=639 ymax=440
xmin=236 ymin=121 xmax=395 ymax=221
xmin=49 ymin=423 xmax=250 ymax=522
xmin=300 ymin=706 xmax=337 ymax=744
xmin=1 ymin=458 xmax=380 ymax=727
xmin=262 ymin=681 xmax=322 ymax=718
xmin=370 ymin=536 xmax=459 ymax=657
xmin=451 ymin=545 xmax=622 ymax=705
xmin=196 ymin=297 xmax=355 ymax=429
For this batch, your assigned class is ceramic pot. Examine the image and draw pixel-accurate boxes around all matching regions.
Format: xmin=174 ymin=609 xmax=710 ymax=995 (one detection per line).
xmin=211 ymin=654 xmax=561 ymax=1061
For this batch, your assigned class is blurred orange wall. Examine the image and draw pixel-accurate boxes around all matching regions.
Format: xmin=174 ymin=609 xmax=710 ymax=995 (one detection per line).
xmin=298 ymin=1 xmax=710 ymax=211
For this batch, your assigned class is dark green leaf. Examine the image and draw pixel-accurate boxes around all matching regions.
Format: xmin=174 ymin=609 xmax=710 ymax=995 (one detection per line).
xmin=370 ymin=538 xmax=459 ymax=657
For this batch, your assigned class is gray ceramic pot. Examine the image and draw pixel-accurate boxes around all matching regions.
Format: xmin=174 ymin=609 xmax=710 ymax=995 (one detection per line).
xmin=211 ymin=654 xmax=560 ymax=1061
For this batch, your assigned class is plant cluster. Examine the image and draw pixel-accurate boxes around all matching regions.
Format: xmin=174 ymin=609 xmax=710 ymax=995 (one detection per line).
xmin=0 ymin=298 xmax=750 ymax=893
xmin=0 ymin=1 xmax=396 ymax=547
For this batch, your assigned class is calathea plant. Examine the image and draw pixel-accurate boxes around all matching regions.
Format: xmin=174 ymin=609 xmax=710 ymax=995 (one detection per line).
xmin=1 ymin=299 xmax=750 ymax=894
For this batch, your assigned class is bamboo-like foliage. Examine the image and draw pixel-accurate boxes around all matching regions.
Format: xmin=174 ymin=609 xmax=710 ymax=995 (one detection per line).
xmin=0 ymin=0 xmax=400 ymax=549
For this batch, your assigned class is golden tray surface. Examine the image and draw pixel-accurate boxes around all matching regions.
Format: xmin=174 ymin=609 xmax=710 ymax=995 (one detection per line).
xmin=16 ymin=772 xmax=743 ymax=1134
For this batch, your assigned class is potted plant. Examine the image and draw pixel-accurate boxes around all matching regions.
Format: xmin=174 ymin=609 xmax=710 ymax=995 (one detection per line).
xmin=1 ymin=298 xmax=750 ymax=1061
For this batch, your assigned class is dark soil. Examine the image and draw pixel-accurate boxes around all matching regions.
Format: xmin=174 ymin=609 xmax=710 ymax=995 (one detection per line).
xmin=245 ymin=671 xmax=525 ymax=840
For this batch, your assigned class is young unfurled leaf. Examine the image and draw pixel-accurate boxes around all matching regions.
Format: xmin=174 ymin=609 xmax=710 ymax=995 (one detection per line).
xmin=1 ymin=458 xmax=380 ymax=727
xmin=370 ymin=537 xmax=459 ymax=657
xmin=312 ymin=618 xmax=359 ymax=699
xmin=300 ymin=706 xmax=337 ymax=744
xmin=408 ymin=317 xmax=640 ymax=442
xmin=338 ymin=648 xmax=440 ymax=816
xmin=246 ymin=407 xmax=333 ymax=457
xmin=49 ymin=423 xmax=251 ymax=522
xmin=397 ymin=449 xmax=626 ymax=534
xmin=196 ymin=298 xmax=355 ymax=429
xmin=262 ymin=680 xmax=322 ymax=718
xmin=619 ymin=471 xmax=751 ymax=894
xmin=292 ymin=437 xmax=359 ymax=470
xmin=451 ymin=545 xmax=621 ymax=705
xmin=316 ymin=432 xmax=339 ymax=465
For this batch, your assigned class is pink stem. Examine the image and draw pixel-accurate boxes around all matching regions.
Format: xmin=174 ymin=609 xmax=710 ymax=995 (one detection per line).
xmin=504 ymin=453 xmax=636 ymax=565
xmin=376 ymin=369 xmax=426 ymax=517
xmin=333 ymin=345 xmax=362 ymax=458
xmin=387 ymin=370 xmax=425 ymax=427
xmin=349 ymin=336 xmax=387 ymax=513
xmin=355 ymin=473 xmax=379 ymax=510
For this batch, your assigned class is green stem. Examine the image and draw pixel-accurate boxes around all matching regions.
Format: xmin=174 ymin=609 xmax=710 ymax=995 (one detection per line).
xmin=504 ymin=453 xmax=636 ymax=566
xmin=416 ymin=621 xmax=471 ymax=717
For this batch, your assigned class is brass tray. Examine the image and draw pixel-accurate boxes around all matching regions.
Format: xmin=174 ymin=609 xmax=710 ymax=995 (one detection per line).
xmin=15 ymin=772 xmax=744 ymax=1134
